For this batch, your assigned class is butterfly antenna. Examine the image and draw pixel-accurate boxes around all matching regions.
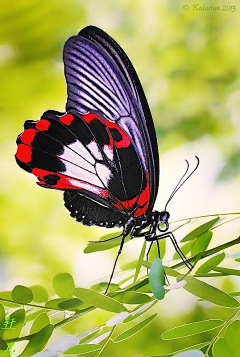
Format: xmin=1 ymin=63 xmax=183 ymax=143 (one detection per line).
xmin=165 ymin=156 xmax=200 ymax=211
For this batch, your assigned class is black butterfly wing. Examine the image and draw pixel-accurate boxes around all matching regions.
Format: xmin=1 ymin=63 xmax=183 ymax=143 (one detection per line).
xmin=15 ymin=26 xmax=159 ymax=227
xmin=64 ymin=26 xmax=159 ymax=215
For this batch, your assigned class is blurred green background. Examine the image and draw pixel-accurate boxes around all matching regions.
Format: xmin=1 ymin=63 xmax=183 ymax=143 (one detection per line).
xmin=0 ymin=0 xmax=239 ymax=356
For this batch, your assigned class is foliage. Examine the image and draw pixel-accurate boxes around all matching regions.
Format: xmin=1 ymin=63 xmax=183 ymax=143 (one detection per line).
xmin=0 ymin=215 xmax=239 ymax=356
xmin=1 ymin=1 xmax=240 ymax=356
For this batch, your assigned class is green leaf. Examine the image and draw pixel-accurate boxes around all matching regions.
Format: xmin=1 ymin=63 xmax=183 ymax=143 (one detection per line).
xmin=181 ymin=275 xmax=240 ymax=308
xmin=0 ymin=309 xmax=25 ymax=339
xmin=181 ymin=217 xmax=219 ymax=242
xmin=26 ymin=310 xmax=48 ymax=323
xmin=52 ymin=273 xmax=75 ymax=298
xmin=0 ymin=292 xmax=18 ymax=307
xmin=190 ymin=231 xmax=212 ymax=256
xmin=121 ymin=260 xmax=139 ymax=270
xmin=139 ymin=259 xmax=151 ymax=269
xmin=213 ymin=320 xmax=240 ymax=357
xmin=164 ymin=266 xmax=180 ymax=277
xmin=74 ymin=288 xmax=127 ymax=313
xmin=123 ymin=301 xmax=157 ymax=323
xmin=173 ymin=241 xmax=192 ymax=260
xmin=195 ymin=252 xmax=225 ymax=274
xmin=149 ymin=258 xmax=165 ymax=300
xmin=12 ymin=285 xmax=33 ymax=304
xmin=149 ymin=239 xmax=166 ymax=261
xmin=161 ymin=319 xmax=224 ymax=339
xmin=210 ymin=267 xmax=240 ymax=276
xmin=58 ymin=298 xmax=84 ymax=310
xmin=134 ymin=241 xmax=147 ymax=282
xmin=64 ymin=344 xmax=101 ymax=354
xmin=21 ymin=324 xmax=54 ymax=357
xmin=84 ymin=233 xmax=130 ymax=253
xmin=30 ymin=313 xmax=50 ymax=334
xmin=30 ymin=285 xmax=49 ymax=303
xmin=113 ymin=313 xmax=157 ymax=342
xmin=114 ymin=291 xmax=152 ymax=304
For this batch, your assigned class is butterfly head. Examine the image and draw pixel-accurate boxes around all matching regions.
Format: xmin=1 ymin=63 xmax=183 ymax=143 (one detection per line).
xmin=157 ymin=211 xmax=170 ymax=232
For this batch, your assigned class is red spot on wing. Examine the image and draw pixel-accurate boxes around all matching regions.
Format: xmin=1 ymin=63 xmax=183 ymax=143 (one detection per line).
xmin=31 ymin=168 xmax=110 ymax=198
xmin=20 ymin=129 xmax=37 ymax=145
xmin=134 ymin=178 xmax=150 ymax=217
xmin=16 ymin=144 xmax=32 ymax=163
xmin=106 ymin=120 xmax=130 ymax=148
xmin=36 ymin=119 xmax=51 ymax=131
xmin=82 ymin=113 xmax=104 ymax=124
xmin=59 ymin=113 xmax=74 ymax=125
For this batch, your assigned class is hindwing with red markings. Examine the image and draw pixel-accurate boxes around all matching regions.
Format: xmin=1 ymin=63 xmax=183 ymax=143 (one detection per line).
xmin=15 ymin=26 xmax=159 ymax=228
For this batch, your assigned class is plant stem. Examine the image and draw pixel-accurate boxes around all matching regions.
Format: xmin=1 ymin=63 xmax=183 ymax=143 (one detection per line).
xmin=95 ymin=325 xmax=116 ymax=357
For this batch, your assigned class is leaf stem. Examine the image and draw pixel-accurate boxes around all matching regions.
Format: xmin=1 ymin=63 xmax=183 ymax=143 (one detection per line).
xmin=95 ymin=325 xmax=116 ymax=357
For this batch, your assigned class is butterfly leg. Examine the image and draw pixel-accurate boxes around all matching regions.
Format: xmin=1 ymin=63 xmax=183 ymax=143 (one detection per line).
xmin=89 ymin=232 xmax=123 ymax=244
xmin=105 ymin=234 xmax=127 ymax=295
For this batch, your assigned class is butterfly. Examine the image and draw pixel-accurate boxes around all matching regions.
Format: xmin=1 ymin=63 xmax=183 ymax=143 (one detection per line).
xmin=15 ymin=26 xmax=197 ymax=292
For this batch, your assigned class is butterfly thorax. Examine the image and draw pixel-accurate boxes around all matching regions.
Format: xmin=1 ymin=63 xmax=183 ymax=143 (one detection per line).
xmin=126 ymin=210 xmax=170 ymax=239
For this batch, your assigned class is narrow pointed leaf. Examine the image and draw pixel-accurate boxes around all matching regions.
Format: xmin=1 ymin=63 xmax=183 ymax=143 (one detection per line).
xmin=149 ymin=258 xmax=165 ymax=300
xmin=181 ymin=275 xmax=240 ymax=308
xmin=0 ymin=305 xmax=5 ymax=327
xmin=58 ymin=298 xmax=84 ymax=310
xmin=134 ymin=241 xmax=147 ymax=282
xmin=161 ymin=319 xmax=224 ymax=339
xmin=173 ymin=241 xmax=192 ymax=260
xmin=52 ymin=273 xmax=75 ymax=298
xmin=166 ymin=341 xmax=210 ymax=356
xmin=149 ymin=239 xmax=166 ymax=261
xmin=84 ymin=234 xmax=130 ymax=253
xmin=0 ymin=309 xmax=25 ymax=339
xmin=12 ymin=285 xmax=33 ymax=304
xmin=113 ymin=313 xmax=157 ymax=342
xmin=181 ymin=217 xmax=219 ymax=242
xmin=74 ymin=288 xmax=127 ymax=313
xmin=21 ymin=324 xmax=54 ymax=357
xmin=210 ymin=267 xmax=240 ymax=276
xmin=64 ymin=344 xmax=101 ymax=354
xmin=191 ymin=231 xmax=212 ymax=256
xmin=195 ymin=252 xmax=225 ymax=274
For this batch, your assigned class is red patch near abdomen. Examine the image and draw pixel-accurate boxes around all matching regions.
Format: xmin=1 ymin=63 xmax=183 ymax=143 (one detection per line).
xmin=106 ymin=120 xmax=130 ymax=148
xmin=16 ymin=144 xmax=32 ymax=163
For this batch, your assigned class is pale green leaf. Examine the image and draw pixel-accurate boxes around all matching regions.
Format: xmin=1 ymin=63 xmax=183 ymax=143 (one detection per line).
xmin=173 ymin=241 xmax=192 ymax=260
xmin=195 ymin=252 xmax=225 ymax=274
xmin=74 ymin=288 xmax=127 ymax=313
xmin=12 ymin=285 xmax=33 ymax=304
xmin=161 ymin=319 xmax=224 ymax=339
xmin=30 ymin=313 xmax=50 ymax=334
xmin=210 ymin=267 xmax=240 ymax=276
xmin=113 ymin=313 xmax=157 ymax=342
xmin=30 ymin=285 xmax=49 ymax=303
xmin=64 ymin=344 xmax=101 ymax=354
xmin=149 ymin=239 xmax=166 ymax=261
xmin=84 ymin=233 xmax=130 ymax=253
xmin=181 ymin=275 xmax=240 ymax=308
xmin=0 ymin=305 xmax=5 ymax=327
xmin=52 ymin=273 xmax=75 ymax=298
xmin=190 ymin=231 xmax=212 ymax=256
xmin=134 ymin=240 xmax=147 ymax=282
xmin=181 ymin=217 xmax=219 ymax=242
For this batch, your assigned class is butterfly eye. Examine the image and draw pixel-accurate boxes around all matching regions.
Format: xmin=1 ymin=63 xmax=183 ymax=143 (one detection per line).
xmin=158 ymin=222 xmax=169 ymax=232
xmin=158 ymin=211 xmax=170 ymax=232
